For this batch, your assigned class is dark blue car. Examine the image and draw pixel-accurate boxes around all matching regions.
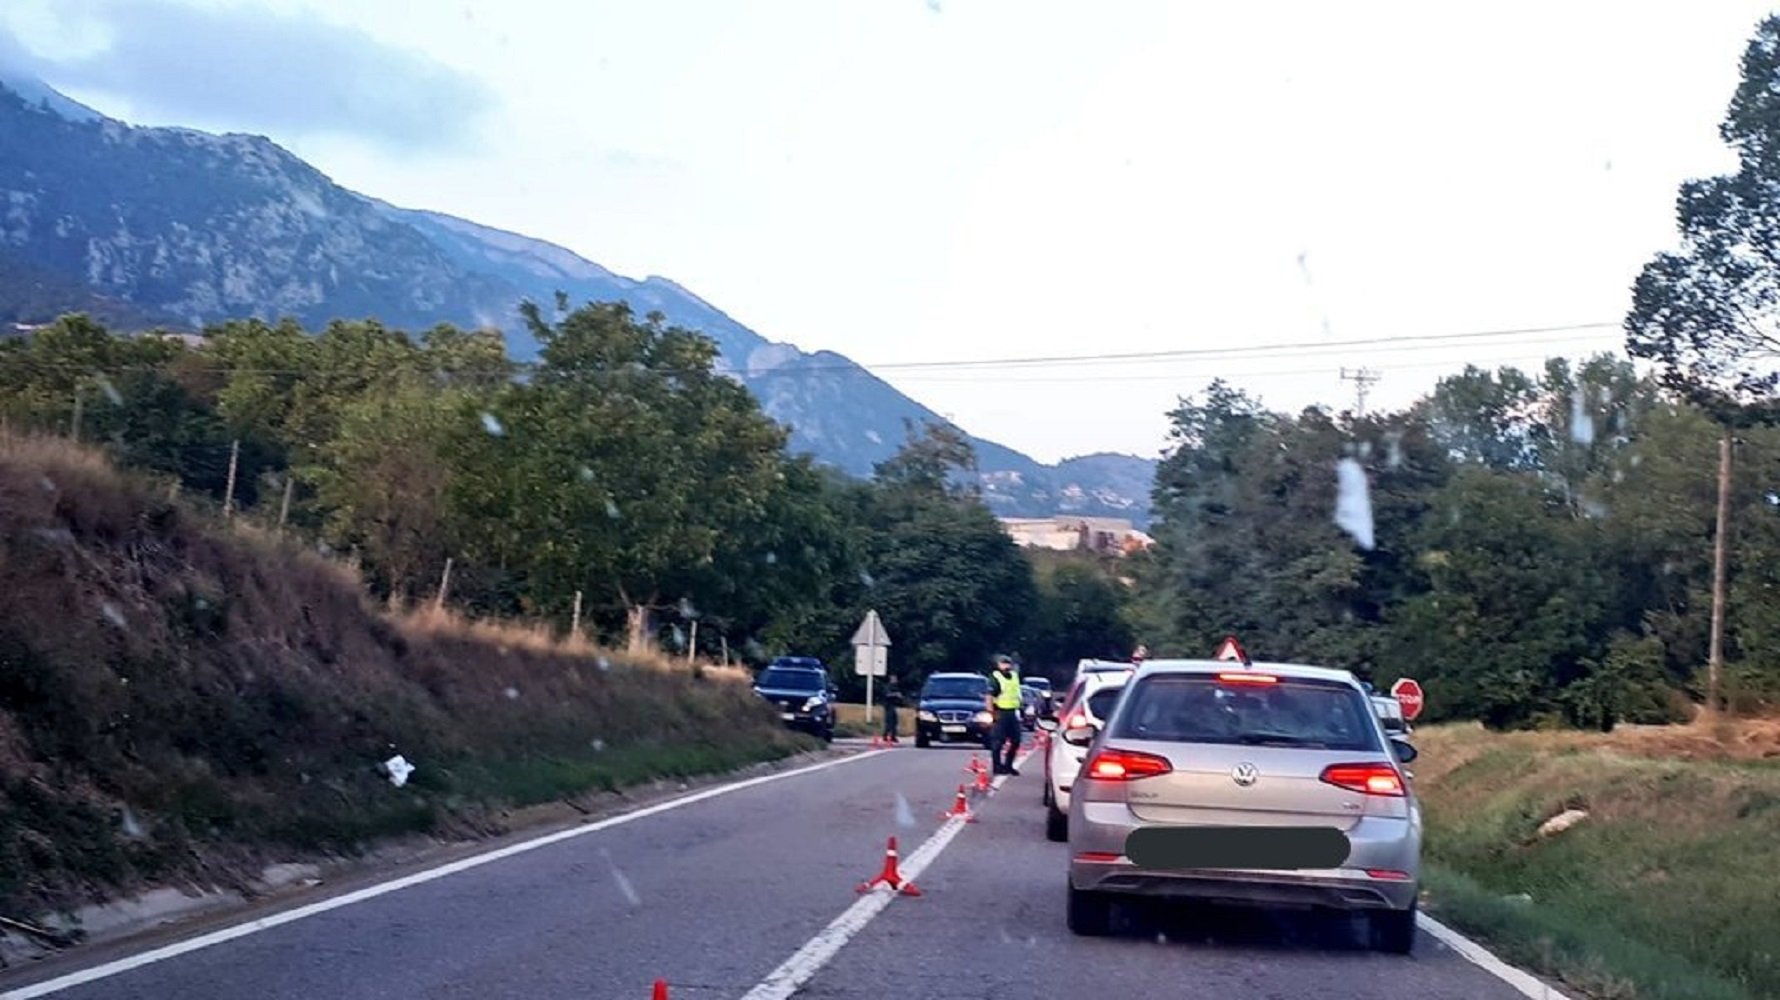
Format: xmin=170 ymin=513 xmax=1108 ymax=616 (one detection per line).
xmin=752 ymin=657 xmax=837 ymax=742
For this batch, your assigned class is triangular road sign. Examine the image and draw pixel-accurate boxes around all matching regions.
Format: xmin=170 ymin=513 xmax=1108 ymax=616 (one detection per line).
xmin=1213 ymin=635 xmax=1248 ymax=664
xmin=851 ymin=609 xmax=891 ymax=648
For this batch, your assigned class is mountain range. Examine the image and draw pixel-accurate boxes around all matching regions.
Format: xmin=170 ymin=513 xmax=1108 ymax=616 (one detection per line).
xmin=0 ymin=76 xmax=1154 ymax=523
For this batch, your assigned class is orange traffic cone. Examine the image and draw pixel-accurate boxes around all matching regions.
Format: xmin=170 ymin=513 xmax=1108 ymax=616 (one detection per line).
xmin=652 ymin=979 xmax=669 ymax=1000
xmin=870 ymin=734 xmax=883 ymax=749
xmin=942 ymin=784 xmax=978 ymax=822
xmin=966 ymin=754 xmax=986 ymax=775
xmin=857 ymin=836 xmax=922 ymax=896
xmin=973 ymin=767 xmax=992 ymax=795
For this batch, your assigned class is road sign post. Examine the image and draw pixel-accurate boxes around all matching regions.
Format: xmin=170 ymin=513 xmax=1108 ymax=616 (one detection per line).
xmin=1390 ymin=678 xmax=1425 ymax=722
xmin=851 ymin=610 xmax=891 ymax=725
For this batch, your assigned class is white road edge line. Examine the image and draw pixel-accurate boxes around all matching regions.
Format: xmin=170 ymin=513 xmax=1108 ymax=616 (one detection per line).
xmin=0 ymin=749 xmax=892 ymax=1000
xmin=739 ymin=749 xmax=1032 ymax=1000
xmin=1419 ymin=913 xmax=1575 ymax=1000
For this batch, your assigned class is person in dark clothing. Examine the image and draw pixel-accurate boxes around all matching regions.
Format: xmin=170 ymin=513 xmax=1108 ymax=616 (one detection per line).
xmin=882 ymin=682 xmax=901 ymax=743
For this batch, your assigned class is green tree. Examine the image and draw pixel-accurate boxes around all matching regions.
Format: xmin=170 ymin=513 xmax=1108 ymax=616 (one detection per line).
xmin=1624 ymin=15 xmax=1780 ymax=712
xmin=851 ymin=423 xmax=1037 ymax=685
xmin=1026 ymin=557 xmax=1134 ymax=680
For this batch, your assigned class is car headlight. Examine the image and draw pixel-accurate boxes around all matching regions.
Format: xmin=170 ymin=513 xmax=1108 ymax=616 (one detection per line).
xmin=918 ymin=710 xmax=937 ymax=722
xmin=802 ymin=696 xmax=824 ymax=711
xmin=974 ymin=710 xmax=993 ymax=724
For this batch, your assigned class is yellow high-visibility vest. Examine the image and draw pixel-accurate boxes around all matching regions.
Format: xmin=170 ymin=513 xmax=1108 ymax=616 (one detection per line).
xmin=992 ymin=671 xmax=1023 ymax=710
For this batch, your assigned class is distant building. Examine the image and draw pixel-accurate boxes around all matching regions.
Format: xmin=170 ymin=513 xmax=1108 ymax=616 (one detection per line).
xmin=999 ymin=516 xmax=1154 ymax=556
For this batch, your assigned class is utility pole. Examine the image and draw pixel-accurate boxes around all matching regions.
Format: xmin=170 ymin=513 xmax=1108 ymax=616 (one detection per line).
xmin=1707 ymin=427 xmax=1733 ymax=717
xmin=222 ymin=439 xmax=240 ymax=518
xmin=277 ymin=476 xmax=295 ymax=529
xmin=1340 ymin=367 xmax=1381 ymax=419
xmin=570 ymin=590 xmax=583 ymax=642
xmin=434 ymin=557 xmax=454 ymax=613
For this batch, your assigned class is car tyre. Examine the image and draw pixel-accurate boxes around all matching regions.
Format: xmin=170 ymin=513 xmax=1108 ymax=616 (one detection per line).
xmin=1045 ymin=801 xmax=1068 ymax=842
xmin=1369 ymin=901 xmax=1417 ymax=955
xmin=915 ymin=733 xmax=930 ymax=749
xmin=1041 ymin=779 xmax=1052 ymax=807
xmin=1067 ymin=884 xmax=1113 ymax=937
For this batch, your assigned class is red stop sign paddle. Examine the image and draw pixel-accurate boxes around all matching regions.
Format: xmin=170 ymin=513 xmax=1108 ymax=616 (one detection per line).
xmin=1390 ymin=678 xmax=1424 ymax=721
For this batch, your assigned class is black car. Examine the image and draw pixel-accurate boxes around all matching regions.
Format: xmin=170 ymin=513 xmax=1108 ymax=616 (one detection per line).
xmin=753 ymin=658 xmax=836 ymax=742
xmin=915 ymin=672 xmax=994 ymax=748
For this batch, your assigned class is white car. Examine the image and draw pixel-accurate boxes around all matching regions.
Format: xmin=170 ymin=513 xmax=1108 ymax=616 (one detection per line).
xmin=1042 ymin=663 xmax=1133 ymax=842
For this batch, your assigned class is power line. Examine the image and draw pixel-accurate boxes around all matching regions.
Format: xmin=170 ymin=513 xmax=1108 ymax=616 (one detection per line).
xmin=0 ymin=320 xmax=1624 ymax=380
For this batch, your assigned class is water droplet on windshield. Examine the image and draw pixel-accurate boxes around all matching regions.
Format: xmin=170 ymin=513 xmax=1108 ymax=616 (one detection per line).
xmin=601 ymin=848 xmax=641 ymax=907
xmin=1571 ymin=388 xmax=1596 ymax=446
xmin=669 ymin=626 xmax=686 ymax=650
xmin=605 ymin=498 xmax=621 ymax=520
xmin=579 ymin=465 xmax=595 ymax=483
xmin=120 ymin=807 xmax=145 ymax=840
xmin=480 ymin=412 xmax=505 ymax=436
xmin=1333 ymin=458 xmax=1375 ymax=550
xmin=679 ymin=598 xmax=698 ymax=620
xmin=94 ymin=376 xmax=123 ymax=405
xmin=859 ymin=570 xmax=876 ymax=588
xmin=100 ymin=601 xmax=126 ymax=629
xmin=596 ymin=656 xmax=612 ymax=672
xmin=503 ymin=686 xmax=520 ymax=700
xmin=591 ymin=737 xmax=607 ymax=752
xmin=764 ymin=551 xmax=778 ymax=565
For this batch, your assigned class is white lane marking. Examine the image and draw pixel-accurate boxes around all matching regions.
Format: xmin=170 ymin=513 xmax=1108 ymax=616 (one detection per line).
xmin=738 ymin=750 xmax=1031 ymax=1000
xmin=1419 ymin=914 xmax=1575 ymax=1000
xmin=1 ymin=751 xmax=890 ymax=1000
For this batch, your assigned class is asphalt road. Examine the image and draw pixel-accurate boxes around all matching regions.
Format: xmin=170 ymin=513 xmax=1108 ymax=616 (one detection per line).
xmin=1 ymin=742 xmax=1538 ymax=1000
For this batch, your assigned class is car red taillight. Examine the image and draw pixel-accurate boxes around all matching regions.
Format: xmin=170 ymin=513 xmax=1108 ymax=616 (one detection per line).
xmin=1320 ymin=763 xmax=1406 ymax=797
xmin=1084 ymin=748 xmax=1172 ymax=781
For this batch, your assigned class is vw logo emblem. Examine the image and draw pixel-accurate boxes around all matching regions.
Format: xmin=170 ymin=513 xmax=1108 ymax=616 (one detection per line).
xmin=1231 ymin=762 xmax=1259 ymax=787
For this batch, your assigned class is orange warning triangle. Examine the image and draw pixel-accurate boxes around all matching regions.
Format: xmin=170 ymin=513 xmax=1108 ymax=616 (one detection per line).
xmin=1213 ymin=635 xmax=1247 ymax=663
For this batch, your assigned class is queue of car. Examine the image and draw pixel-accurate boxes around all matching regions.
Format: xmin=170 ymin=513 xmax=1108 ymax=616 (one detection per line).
xmin=1035 ymin=640 xmax=1424 ymax=954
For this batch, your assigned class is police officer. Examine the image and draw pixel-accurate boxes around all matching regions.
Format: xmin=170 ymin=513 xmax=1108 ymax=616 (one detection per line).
xmin=986 ymin=654 xmax=1024 ymax=775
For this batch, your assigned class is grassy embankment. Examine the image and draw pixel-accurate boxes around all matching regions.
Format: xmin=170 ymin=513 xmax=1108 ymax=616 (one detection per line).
xmin=0 ymin=433 xmax=811 ymax=920
xmin=1416 ymin=720 xmax=1780 ymax=1000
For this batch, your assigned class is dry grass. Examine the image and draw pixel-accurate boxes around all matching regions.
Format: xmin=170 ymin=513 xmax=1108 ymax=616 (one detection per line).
xmin=834 ymin=702 xmax=917 ymax=738
xmin=1415 ymin=720 xmax=1780 ymax=999
xmin=0 ymin=432 xmax=805 ymax=916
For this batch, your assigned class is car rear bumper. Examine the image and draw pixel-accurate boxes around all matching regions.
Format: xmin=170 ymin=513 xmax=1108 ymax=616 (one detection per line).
xmin=917 ymin=719 xmax=992 ymax=742
xmin=1068 ymin=807 xmax=1420 ymax=912
xmin=1069 ymin=858 xmax=1417 ymax=911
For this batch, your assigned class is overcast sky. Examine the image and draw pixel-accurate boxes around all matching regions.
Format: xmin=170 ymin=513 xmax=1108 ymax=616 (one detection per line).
xmin=3 ymin=1 xmax=1774 ymax=462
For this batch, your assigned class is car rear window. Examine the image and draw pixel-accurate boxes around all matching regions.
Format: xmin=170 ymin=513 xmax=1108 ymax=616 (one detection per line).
xmin=1085 ymin=687 xmax=1123 ymax=720
xmin=1109 ymin=675 xmax=1382 ymax=752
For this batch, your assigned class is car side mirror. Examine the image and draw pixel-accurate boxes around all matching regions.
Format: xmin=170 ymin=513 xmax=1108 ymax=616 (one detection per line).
xmin=1391 ymin=739 xmax=1418 ymax=764
xmin=1063 ymin=724 xmax=1098 ymax=747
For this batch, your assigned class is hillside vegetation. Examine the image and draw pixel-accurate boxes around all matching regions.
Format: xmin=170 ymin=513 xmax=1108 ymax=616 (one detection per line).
xmin=0 ymin=432 xmax=806 ymax=917
xmin=1416 ymin=721 xmax=1780 ymax=999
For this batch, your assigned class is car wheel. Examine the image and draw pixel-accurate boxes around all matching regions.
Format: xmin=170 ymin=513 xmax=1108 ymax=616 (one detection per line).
xmin=1369 ymin=901 xmax=1417 ymax=955
xmin=821 ymin=726 xmax=834 ymax=744
xmin=1067 ymin=884 xmax=1112 ymax=937
xmin=1045 ymin=801 xmax=1068 ymax=842
xmin=1041 ymin=779 xmax=1052 ymax=807
xmin=915 ymin=733 xmax=930 ymax=749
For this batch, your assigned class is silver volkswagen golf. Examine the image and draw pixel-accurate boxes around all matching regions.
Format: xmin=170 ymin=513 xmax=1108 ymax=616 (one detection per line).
xmin=1058 ymin=658 xmax=1422 ymax=953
